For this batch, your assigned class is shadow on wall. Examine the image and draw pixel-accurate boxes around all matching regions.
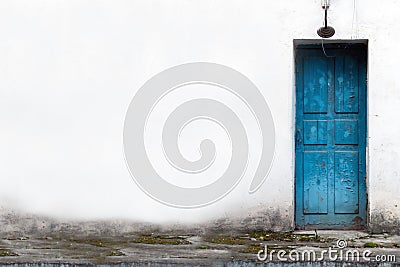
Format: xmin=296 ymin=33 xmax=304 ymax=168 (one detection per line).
xmin=369 ymin=209 xmax=400 ymax=234
xmin=0 ymin=207 xmax=292 ymax=237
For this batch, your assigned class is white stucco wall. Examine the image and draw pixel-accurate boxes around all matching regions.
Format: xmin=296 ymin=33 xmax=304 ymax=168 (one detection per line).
xmin=0 ymin=0 xmax=399 ymax=231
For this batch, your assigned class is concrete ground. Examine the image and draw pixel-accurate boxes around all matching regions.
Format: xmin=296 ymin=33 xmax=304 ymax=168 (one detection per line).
xmin=1 ymin=209 xmax=400 ymax=266
xmin=1 ymin=229 xmax=400 ymax=266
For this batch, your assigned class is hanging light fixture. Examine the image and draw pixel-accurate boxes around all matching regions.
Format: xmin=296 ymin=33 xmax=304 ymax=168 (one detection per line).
xmin=317 ymin=0 xmax=335 ymax=38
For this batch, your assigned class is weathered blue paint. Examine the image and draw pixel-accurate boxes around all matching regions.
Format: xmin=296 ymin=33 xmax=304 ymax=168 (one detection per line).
xmin=295 ymin=44 xmax=367 ymax=229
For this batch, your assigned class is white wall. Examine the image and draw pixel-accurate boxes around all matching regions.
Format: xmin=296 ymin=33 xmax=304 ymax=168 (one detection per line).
xmin=0 ymin=0 xmax=399 ymax=231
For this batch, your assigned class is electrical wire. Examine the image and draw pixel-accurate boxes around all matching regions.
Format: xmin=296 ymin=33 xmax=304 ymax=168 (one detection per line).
xmin=321 ymin=38 xmax=335 ymax=58
xmin=351 ymin=0 xmax=359 ymax=39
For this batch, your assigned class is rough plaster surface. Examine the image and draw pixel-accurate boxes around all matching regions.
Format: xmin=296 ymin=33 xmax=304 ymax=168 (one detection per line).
xmin=369 ymin=209 xmax=400 ymax=234
xmin=0 ymin=210 xmax=400 ymax=265
xmin=0 ymin=0 xmax=399 ymax=233
xmin=0 ymin=207 xmax=291 ymax=236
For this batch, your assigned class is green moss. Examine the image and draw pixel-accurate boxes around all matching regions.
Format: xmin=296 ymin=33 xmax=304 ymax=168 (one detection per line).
xmin=248 ymin=231 xmax=323 ymax=242
xmin=197 ymin=245 xmax=211 ymax=249
xmin=65 ymin=238 xmax=114 ymax=247
xmin=240 ymin=244 xmax=264 ymax=254
xmin=248 ymin=231 xmax=267 ymax=239
xmin=196 ymin=244 xmax=227 ymax=250
xmin=364 ymin=242 xmax=378 ymax=248
xmin=107 ymin=249 xmax=125 ymax=256
xmin=134 ymin=234 xmax=190 ymax=245
xmin=249 ymin=231 xmax=295 ymax=241
xmin=203 ymin=236 xmax=247 ymax=245
xmin=63 ymin=237 xmax=133 ymax=248
xmin=295 ymin=235 xmax=321 ymax=242
xmin=0 ymin=248 xmax=18 ymax=257
xmin=240 ymin=244 xmax=292 ymax=254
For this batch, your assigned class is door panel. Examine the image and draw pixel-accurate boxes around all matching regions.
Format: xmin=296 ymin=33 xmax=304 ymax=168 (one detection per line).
xmin=303 ymin=120 xmax=327 ymax=145
xmin=303 ymin=151 xmax=328 ymax=214
xmin=334 ymin=151 xmax=359 ymax=214
xmin=335 ymin=119 xmax=358 ymax=145
xmin=335 ymin=56 xmax=359 ymax=113
xmin=303 ymin=57 xmax=329 ymax=114
xmin=295 ymin=44 xmax=367 ymax=229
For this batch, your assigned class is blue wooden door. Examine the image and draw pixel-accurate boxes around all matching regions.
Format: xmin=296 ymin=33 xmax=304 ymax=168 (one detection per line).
xmin=295 ymin=44 xmax=367 ymax=229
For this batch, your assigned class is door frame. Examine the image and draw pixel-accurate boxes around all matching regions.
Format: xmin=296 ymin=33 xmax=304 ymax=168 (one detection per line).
xmin=292 ymin=39 xmax=369 ymax=230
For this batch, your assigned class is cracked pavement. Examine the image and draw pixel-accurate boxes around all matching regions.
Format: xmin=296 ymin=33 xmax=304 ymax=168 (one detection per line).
xmin=1 ymin=230 xmax=400 ymax=265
